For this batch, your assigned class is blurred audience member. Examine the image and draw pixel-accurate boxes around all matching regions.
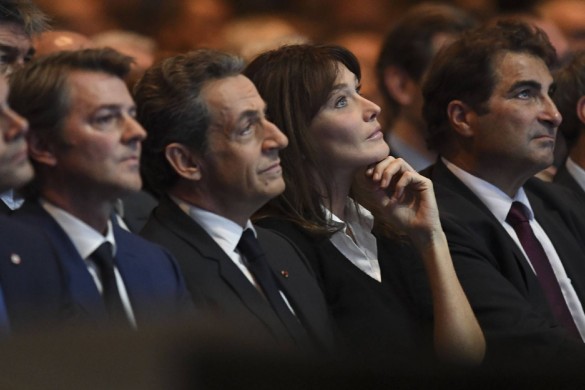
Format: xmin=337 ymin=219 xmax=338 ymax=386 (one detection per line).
xmin=539 ymin=0 xmax=585 ymax=52
xmin=553 ymin=50 xmax=585 ymax=202
xmin=376 ymin=3 xmax=476 ymax=171
xmin=220 ymin=14 xmax=307 ymax=63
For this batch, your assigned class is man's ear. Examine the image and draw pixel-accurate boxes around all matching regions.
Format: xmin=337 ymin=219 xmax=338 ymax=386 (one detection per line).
xmin=576 ymin=95 xmax=585 ymax=125
xmin=164 ymin=143 xmax=202 ymax=181
xmin=447 ymin=100 xmax=475 ymax=138
xmin=383 ymin=65 xmax=417 ymax=106
xmin=27 ymin=132 xmax=57 ymax=166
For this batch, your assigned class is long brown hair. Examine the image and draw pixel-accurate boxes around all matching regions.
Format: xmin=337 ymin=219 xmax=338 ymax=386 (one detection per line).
xmin=245 ymin=44 xmax=398 ymax=238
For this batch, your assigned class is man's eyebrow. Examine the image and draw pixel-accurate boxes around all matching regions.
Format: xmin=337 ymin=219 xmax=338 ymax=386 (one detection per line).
xmin=508 ymin=80 xmax=541 ymax=93
xmin=237 ymin=109 xmax=261 ymax=123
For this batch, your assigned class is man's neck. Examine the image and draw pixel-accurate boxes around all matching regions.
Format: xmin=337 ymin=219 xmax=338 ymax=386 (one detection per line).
xmin=41 ymin=189 xmax=114 ymax=234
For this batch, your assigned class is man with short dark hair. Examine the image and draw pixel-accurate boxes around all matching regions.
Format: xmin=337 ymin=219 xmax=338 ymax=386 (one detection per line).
xmin=9 ymin=48 xmax=192 ymax=328
xmin=421 ymin=21 xmax=585 ymax=369
xmin=135 ymin=49 xmax=336 ymax=352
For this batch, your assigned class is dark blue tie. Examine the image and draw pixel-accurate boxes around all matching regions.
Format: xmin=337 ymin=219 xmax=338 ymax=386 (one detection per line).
xmin=506 ymin=201 xmax=580 ymax=339
xmin=90 ymin=242 xmax=131 ymax=327
xmin=237 ymin=229 xmax=309 ymax=345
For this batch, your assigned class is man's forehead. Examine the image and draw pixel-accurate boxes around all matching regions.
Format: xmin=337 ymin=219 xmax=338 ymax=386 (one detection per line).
xmin=204 ymin=75 xmax=265 ymax=117
xmin=66 ymin=70 xmax=132 ymax=106
xmin=492 ymin=51 xmax=552 ymax=85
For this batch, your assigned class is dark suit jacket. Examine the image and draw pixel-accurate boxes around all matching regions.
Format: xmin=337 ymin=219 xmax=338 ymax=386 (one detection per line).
xmin=14 ymin=201 xmax=193 ymax=328
xmin=140 ymin=196 xmax=337 ymax=353
xmin=0 ymin=216 xmax=71 ymax=333
xmin=119 ymin=190 xmax=158 ymax=233
xmin=554 ymin=163 xmax=585 ymax=202
xmin=256 ymin=217 xmax=433 ymax=365
xmin=421 ymin=159 xmax=585 ymax=365
xmin=0 ymin=200 xmax=11 ymax=216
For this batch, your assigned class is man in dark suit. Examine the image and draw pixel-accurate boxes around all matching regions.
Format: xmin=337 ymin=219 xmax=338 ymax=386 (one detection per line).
xmin=420 ymin=21 xmax=585 ymax=368
xmin=552 ymin=50 xmax=585 ymax=202
xmin=134 ymin=49 xmax=336 ymax=353
xmin=0 ymin=73 xmax=71 ymax=334
xmin=8 ymin=48 xmax=192 ymax=328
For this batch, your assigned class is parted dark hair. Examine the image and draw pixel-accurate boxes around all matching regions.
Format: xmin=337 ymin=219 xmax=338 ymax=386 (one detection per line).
xmin=553 ymin=51 xmax=585 ymax=149
xmin=0 ymin=0 xmax=48 ymax=36
xmin=376 ymin=3 xmax=476 ymax=125
xmin=246 ymin=44 xmax=397 ymax=237
xmin=8 ymin=48 xmax=132 ymax=198
xmin=422 ymin=20 xmax=557 ymax=151
xmin=134 ymin=49 xmax=244 ymax=196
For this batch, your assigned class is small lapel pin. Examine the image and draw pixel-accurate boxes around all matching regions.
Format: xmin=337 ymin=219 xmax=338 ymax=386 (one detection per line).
xmin=10 ymin=253 xmax=21 ymax=265
xmin=281 ymin=270 xmax=289 ymax=278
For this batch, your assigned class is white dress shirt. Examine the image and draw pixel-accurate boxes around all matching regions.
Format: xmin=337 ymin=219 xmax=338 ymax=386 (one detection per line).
xmin=41 ymin=200 xmax=137 ymax=327
xmin=0 ymin=189 xmax=24 ymax=211
xmin=444 ymin=158 xmax=585 ymax=341
xmin=565 ymin=157 xmax=585 ymax=192
xmin=325 ymin=199 xmax=381 ymax=282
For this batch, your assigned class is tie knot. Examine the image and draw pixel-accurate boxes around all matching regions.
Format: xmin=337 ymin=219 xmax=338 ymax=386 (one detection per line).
xmin=237 ymin=229 xmax=264 ymax=262
xmin=91 ymin=242 xmax=115 ymax=268
xmin=506 ymin=201 xmax=530 ymax=226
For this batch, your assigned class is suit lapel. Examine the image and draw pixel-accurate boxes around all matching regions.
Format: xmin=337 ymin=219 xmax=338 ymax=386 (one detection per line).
xmin=429 ymin=161 xmax=543 ymax=294
xmin=16 ymin=202 xmax=107 ymax=320
xmin=528 ymin=192 xmax=585 ymax=304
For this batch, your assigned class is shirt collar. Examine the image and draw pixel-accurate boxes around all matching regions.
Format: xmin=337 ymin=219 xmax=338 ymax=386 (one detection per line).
xmin=323 ymin=197 xmax=375 ymax=231
xmin=40 ymin=199 xmax=116 ymax=258
xmin=171 ymin=195 xmax=256 ymax=254
xmin=442 ymin=157 xmax=534 ymax=222
xmin=565 ymin=157 xmax=585 ymax=192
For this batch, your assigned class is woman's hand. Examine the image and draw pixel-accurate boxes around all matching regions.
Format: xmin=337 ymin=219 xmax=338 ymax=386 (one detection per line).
xmin=364 ymin=156 xmax=441 ymax=244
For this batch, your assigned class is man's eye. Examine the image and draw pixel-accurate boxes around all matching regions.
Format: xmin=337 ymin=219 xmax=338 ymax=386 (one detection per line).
xmin=517 ymin=90 xmax=532 ymax=99
xmin=91 ymin=113 xmax=121 ymax=127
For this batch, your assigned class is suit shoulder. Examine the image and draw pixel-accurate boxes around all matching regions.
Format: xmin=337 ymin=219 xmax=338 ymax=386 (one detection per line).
xmin=115 ymin=225 xmax=175 ymax=259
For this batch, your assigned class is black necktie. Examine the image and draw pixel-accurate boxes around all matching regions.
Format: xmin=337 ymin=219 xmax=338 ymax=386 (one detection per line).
xmin=506 ymin=201 xmax=580 ymax=339
xmin=90 ymin=242 xmax=131 ymax=326
xmin=237 ymin=229 xmax=309 ymax=345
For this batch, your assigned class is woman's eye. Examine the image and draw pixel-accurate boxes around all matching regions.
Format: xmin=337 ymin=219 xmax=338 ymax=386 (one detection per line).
xmin=335 ymin=96 xmax=348 ymax=108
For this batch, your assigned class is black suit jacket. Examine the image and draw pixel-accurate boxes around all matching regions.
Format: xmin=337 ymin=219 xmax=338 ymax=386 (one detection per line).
xmin=554 ymin=163 xmax=585 ymax=202
xmin=421 ymin=159 xmax=585 ymax=365
xmin=256 ymin=217 xmax=433 ymax=365
xmin=0 ymin=215 xmax=71 ymax=332
xmin=140 ymin=196 xmax=337 ymax=353
xmin=119 ymin=190 xmax=158 ymax=233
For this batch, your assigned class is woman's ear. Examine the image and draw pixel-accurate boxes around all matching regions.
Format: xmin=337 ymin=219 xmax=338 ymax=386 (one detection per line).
xmin=27 ymin=132 xmax=57 ymax=167
xmin=383 ymin=65 xmax=418 ymax=106
xmin=447 ymin=100 xmax=475 ymax=138
xmin=164 ymin=143 xmax=202 ymax=181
